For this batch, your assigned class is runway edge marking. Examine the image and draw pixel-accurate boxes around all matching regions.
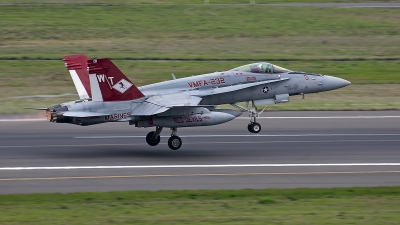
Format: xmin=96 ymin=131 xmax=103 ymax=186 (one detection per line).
xmin=2 ymin=163 xmax=400 ymax=171
xmin=237 ymin=116 xmax=400 ymax=119
xmin=1 ymin=115 xmax=400 ymax=122
xmin=75 ymin=133 xmax=400 ymax=139
xmin=2 ymin=171 xmax=400 ymax=181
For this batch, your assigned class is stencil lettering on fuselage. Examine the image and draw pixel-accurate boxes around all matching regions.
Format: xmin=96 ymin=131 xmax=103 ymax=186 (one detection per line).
xmin=105 ymin=112 xmax=131 ymax=121
xmin=187 ymin=78 xmax=225 ymax=88
xmin=172 ymin=115 xmax=207 ymax=124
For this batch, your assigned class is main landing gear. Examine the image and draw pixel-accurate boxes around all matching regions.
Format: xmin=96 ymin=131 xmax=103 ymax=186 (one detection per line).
xmin=146 ymin=126 xmax=162 ymax=146
xmin=168 ymin=128 xmax=182 ymax=150
xmin=145 ymin=127 xmax=182 ymax=150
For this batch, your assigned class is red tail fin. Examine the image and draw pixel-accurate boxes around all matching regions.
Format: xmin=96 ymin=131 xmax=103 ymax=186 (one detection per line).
xmin=87 ymin=58 xmax=145 ymax=102
xmin=63 ymin=54 xmax=91 ymax=99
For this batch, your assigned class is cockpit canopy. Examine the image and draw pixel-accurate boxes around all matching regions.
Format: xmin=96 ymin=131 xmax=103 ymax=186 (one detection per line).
xmin=230 ymin=62 xmax=291 ymax=74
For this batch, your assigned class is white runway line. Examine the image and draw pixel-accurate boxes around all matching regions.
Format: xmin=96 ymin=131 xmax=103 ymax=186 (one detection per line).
xmin=237 ymin=116 xmax=400 ymax=119
xmin=75 ymin=133 xmax=400 ymax=139
xmin=1 ymin=163 xmax=400 ymax=171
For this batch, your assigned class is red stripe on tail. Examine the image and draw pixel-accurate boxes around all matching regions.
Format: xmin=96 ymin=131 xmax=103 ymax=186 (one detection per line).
xmin=63 ymin=54 xmax=91 ymax=98
xmin=87 ymin=58 xmax=145 ymax=102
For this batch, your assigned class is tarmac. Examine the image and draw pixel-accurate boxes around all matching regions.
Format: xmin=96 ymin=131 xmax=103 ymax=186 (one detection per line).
xmin=0 ymin=111 xmax=399 ymax=194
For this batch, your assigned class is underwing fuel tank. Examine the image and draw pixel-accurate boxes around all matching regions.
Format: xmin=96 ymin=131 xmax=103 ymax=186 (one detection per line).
xmin=151 ymin=110 xmax=241 ymax=128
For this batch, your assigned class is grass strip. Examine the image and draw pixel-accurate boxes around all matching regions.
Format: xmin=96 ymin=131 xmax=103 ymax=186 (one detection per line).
xmin=1 ymin=61 xmax=398 ymax=89
xmin=1 ymin=5 xmax=399 ymax=60
xmin=1 ymin=0 xmax=399 ymax=4
xmin=0 ymin=61 xmax=399 ymax=113
xmin=0 ymin=186 xmax=399 ymax=224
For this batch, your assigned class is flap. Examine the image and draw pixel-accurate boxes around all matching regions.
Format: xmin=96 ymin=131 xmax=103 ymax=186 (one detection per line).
xmin=130 ymin=93 xmax=203 ymax=116
xmin=131 ymin=102 xmax=170 ymax=116
xmin=146 ymin=92 xmax=202 ymax=107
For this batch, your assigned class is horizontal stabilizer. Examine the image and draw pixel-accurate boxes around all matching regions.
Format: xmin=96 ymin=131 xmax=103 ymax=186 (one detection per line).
xmin=62 ymin=111 xmax=110 ymax=118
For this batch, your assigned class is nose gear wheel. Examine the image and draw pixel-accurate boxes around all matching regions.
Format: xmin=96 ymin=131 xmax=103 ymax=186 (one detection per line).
xmin=248 ymin=122 xmax=261 ymax=133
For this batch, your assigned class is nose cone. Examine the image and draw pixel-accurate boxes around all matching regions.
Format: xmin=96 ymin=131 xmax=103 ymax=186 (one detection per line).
xmin=324 ymin=75 xmax=351 ymax=91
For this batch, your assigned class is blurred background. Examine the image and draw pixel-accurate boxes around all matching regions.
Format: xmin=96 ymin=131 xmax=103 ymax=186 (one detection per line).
xmin=0 ymin=0 xmax=399 ymax=114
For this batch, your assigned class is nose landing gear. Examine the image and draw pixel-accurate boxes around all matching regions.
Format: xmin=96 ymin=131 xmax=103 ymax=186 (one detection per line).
xmin=248 ymin=109 xmax=261 ymax=133
xmin=231 ymin=100 xmax=266 ymax=134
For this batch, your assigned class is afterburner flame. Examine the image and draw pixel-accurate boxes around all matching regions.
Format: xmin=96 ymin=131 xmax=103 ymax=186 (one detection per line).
xmin=46 ymin=108 xmax=52 ymax=122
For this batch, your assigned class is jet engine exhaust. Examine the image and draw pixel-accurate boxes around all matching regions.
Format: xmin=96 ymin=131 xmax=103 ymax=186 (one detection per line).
xmin=45 ymin=108 xmax=52 ymax=122
xmin=46 ymin=105 xmax=70 ymax=123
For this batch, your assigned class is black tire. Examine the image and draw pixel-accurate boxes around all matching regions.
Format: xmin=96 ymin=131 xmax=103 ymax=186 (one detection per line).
xmin=249 ymin=122 xmax=261 ymax=133
xmin=168 ymin=136 xmax=182 ymax=150
xmin=248 ymin=124 xmax=254 ymax=133
xmin=146 ymin=131 xmax=160 ymax=146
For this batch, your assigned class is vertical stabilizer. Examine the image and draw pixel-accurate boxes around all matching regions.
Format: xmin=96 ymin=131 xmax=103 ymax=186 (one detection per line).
xmin=87 ymin=58 xmax=145 ymax=102
xmin=63 ymin=54 xmax=91 ymax=99
xmin=89 ymin=73 xmax=103 ymax=102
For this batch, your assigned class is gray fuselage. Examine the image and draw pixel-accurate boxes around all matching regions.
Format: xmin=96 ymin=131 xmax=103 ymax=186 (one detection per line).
xmin=55 ymin=63 xmax=350 ymax=126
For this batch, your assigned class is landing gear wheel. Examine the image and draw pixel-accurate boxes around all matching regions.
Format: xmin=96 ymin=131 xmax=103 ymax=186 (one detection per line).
xmin=168 ymin=136 xmax=182 ymax=150
xmin=248 ymin=122 xmax=261 ymax=133
xmin=146 ymin=131 xmax=160 ymax=146
xmin=247 ymin=124 xmax=253 ymax=133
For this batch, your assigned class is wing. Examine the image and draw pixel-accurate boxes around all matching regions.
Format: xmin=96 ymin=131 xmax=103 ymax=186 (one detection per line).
xmin=130 ymin=79 xmax=289 ymax=116
xmin=196 ymin=78 xmax=290 ymax=96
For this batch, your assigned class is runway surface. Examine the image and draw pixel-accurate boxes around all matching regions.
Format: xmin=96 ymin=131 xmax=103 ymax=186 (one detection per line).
xmin=0 ymin=111 xmax=399 ymax=194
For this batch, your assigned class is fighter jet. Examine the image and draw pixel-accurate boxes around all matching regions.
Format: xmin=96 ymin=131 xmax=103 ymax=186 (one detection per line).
xmin=49 ymin=54 xmax=350 ymax=150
